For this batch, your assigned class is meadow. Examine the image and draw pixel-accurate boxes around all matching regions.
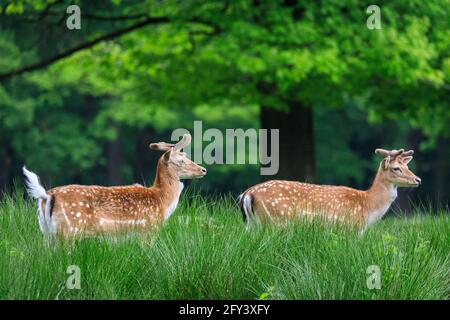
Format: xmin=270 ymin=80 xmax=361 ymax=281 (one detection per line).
xmin=0 ymin=189 xmax=448 ymax=300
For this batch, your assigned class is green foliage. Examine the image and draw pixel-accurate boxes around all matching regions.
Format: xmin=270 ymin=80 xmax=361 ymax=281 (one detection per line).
xmin=66 ymin=0 xmax=449 ymax=143
xmin=0 ymin=0 xmax=449 ymax=192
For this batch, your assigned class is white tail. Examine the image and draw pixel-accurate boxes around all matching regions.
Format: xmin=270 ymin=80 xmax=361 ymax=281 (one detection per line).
xmin=23 ymin=166 xmax=53 ymax=233
xmin=239 ymin=148 xmax=421 ymax=231
xmin=24 ymin=134 xmax=207 ymax=238
xmin=238 ymin=193 xmax=258 ymax=229
xmin=23 ymin=166 xmax=49 ymax=200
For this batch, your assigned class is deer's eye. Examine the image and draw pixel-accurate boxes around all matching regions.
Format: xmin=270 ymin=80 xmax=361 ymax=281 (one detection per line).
xmin=393 ymin=167 xmax=402 ymax=172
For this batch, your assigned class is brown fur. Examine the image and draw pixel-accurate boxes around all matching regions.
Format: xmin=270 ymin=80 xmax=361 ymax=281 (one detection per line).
xmin=34 ymin=134 xmax=206 ymax=238
xmin=240 ymin=148 xmax=421 ymax=230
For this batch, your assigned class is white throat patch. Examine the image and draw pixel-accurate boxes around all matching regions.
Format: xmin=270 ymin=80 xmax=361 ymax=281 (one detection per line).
xmin=366 ymin=185 xmax=397 ymax=227
xmin=165 ymin=182 xmax=184 ymax=221
xmin=390 ymin=186 xmax=398 ymax=201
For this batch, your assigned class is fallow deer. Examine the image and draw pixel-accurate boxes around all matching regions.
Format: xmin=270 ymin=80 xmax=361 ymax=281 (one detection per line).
xmin=238 ymin=148 xmax=421 ymax=231
xmin=23 ymin=134 xmax=206 ymax=238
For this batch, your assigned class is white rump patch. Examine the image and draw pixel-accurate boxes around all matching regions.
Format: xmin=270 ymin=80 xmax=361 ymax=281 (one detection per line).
xmin=37 ymin=199 xmax=46 ymax=233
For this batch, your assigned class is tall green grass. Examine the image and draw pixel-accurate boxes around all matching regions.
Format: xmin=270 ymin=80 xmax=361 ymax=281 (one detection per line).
xmin=0 ymin=189 xmax=448 ymax=300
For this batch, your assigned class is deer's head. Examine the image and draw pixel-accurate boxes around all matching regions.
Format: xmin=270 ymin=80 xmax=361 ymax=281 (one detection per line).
xmin=375 ymin=148 xmax=421 ymax=187
xmin=150 ymin=134 xmax=207 ymax=179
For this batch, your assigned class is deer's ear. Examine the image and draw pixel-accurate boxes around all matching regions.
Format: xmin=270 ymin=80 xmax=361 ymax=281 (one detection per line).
xmin=402 ymin=150 xmax=414 ymax=157
xmin=150 ymin=142 xmax=175 ymax=152
xmin=375 ymin=149 xmax=390 ymax=157
xmin=402 ymin=156 xmax=413 ymax=165
xmin=163 ymin=149 xmax=173 ymax=163
xmin=381 ymin=157 xmax=390 ymax=170
xmin=173 ymin=134 xmax=192 ymax=152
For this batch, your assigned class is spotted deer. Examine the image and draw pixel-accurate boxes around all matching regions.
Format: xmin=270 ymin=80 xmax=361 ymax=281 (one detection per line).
xmin=238 ymin=148 xmax=421 ymax=231
xmin=23 ymin=134 xmax=206 ymax=238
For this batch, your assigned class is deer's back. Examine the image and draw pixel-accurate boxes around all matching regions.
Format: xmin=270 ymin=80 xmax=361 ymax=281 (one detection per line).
xmin=243 ymin=180 xmax=367 ymax=223
xmin=47 ymin=184 xmax=164 ymax=236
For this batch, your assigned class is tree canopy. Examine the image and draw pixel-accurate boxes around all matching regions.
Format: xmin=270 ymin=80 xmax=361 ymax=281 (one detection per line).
xmin=0 ymin=0 xmax=449 ymax=204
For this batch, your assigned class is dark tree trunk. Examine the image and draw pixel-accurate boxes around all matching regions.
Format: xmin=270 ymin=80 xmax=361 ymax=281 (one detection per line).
xmin=260 ymin=101 xmax=316 ymax=183
xmin=395 ymin=131 xmax=449 ymax=212
xmin=434 ymin=136 xmax=449 ymax=206
xmin=0 ymin=154 xmax=12 ymax=198
xmin=133 ymin=127 xmax=158 ymax=185
xmin=107 ymin=124 xmax=123 ymax=186
xmin=396 ymin=129 xmax=422 ymax=213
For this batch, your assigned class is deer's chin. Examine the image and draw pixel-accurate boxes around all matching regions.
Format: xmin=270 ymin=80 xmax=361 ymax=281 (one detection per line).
xmin=180 ymin=174 xmax=205 ymax=180
xmin=395 ymin=181 xmax=419 ymax=188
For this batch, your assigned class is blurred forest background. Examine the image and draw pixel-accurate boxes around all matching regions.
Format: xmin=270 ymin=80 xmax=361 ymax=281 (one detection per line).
xmin=0 ymin=0 xmax=449 ymax=211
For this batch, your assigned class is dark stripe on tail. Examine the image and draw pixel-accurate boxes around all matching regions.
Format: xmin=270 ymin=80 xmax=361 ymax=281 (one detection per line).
xmin=48 ymin=195 xmax=55 ymax=218
xmin=237 ymin=194 xmax=246 ymax=223
xmin=237 ymin=193 xmax=254 ymax=224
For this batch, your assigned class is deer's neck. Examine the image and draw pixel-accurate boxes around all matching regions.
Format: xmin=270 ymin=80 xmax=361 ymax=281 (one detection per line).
xmin=364 ymin=169 xmax=397 ymax=225
xmin=152 ymin=161 xmax=184 ymax=220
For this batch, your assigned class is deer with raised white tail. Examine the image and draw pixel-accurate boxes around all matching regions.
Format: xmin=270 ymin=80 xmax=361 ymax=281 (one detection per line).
xmin=23 ymin=134 xmax=206 ymax=238
xmin=238 ymin=148 xmax=421 ymax=231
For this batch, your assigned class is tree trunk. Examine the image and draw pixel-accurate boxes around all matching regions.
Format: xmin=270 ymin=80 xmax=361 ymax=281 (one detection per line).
xmin=133 ymin=127 xmax=157 ymax=185
xmin=396 ymin=129 xmax=422 ymax=213
xmin=0 ymin=154 xmax=11 ymax=198
xmin=107 ymin=124 xmax=123 ymax=186
xmin=260 ymin=101 xmax=316 ymax=182
xmin=434 ymin=136 xmax=449 ymax=206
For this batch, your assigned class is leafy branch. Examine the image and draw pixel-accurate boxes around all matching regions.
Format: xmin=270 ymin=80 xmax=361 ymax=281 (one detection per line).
xmin=0 ymin=14 xmax=218 ymax=81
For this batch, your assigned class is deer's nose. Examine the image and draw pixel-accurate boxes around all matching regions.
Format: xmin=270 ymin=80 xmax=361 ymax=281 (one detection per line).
xmin=201 ymin=168 xmax=207 ymax=174
xmin=415 ymin=177 xmax=421 ymax=184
